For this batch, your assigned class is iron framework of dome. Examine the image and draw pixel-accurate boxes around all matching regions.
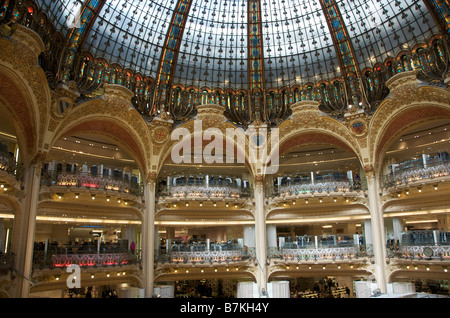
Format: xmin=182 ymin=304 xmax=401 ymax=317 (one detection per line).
xmin=2 ymin=0 xmax=450 ymax=127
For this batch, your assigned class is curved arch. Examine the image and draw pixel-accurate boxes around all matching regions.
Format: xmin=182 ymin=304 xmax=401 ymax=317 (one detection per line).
xmin=51 ymin=112 xmax=149 ymax=178
xmin=0 ymin=195 xmax=21 ymax=218
xmin=157 ymin=121 xmax=256 ymax=177
xmin=388 ymin=269 xmax=450 ymax=283
xmin=268 ymin=267 xmax=373 ymax=281
xmin=0 ymin=65 xmax=39 ymax=162
xmin=272 ymin=129 xmax=363 ymax=169
xmin=372 ymin=104 xmax=450 ymax=171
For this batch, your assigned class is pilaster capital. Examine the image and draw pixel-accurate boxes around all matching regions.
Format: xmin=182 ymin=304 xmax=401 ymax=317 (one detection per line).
xmin=30 ymin=151 xmax=47 ymax=167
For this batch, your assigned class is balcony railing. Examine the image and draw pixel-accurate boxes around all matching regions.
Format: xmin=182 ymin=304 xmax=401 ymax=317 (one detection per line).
xmin=155 ymin=247 xmax=256 ymax=264
xmin=40 ymin=170 xmax=143 ymax=196
xmin=388 ymin=244 xmax=450 ymax=260
xmin=268 ymin=172 xmax=365 ymax=198
xmin=157 ymin=175 xmax=252 ymax=198
xmin=32 ymin=250 xmax=141 ymax=269
xmin=0 ymin=253 xmax=14 ymax=275
xmin=0 ymin=149 xmax=22 ymax=180
xmin=381 ymin=158 xmax=450 ymax=189
xmin=268 ymin=245 xmax=374 ymax=261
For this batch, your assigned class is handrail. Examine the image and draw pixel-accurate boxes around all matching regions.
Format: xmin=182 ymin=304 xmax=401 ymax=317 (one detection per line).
xmin=381 ymin=159 xmax=450 ymax=189
xmin=268 ymin=244 xmax=374 ymax=260
xmin=32 ymin=250 xmax=141 ymax=269
xmin=0 ymin=149 xmax=22 ymax=180
xmin=40 ymin=170 xmax=143 ymax=196
xmin=155 ymin=247 xmax=256 ymax=263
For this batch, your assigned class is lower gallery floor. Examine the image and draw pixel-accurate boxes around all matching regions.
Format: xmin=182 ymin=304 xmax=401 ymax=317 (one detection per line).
xmin=8 ymin=216 xmax=447 ymax=298
xmin=27 ymin=277 xmax=449 ymax=299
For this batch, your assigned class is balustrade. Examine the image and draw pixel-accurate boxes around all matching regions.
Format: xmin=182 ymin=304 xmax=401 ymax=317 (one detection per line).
xmin=268 ymin=244 xmax=373 ymax=261
xmin=268 ymin=234 xmax=373 ymax=261
xmin=157 ymin=175 xmax=251 ymax=198
xmin=156 ymin=247 xmax=255 ymax=264
xmin=32 ymin=250 xmax=140 ymax=269
xmin=41 ymin=170 xmax=142 ymax=196
xmin=269 ymin=171 xmax=365 ymax=197
xmin=0 ymin=148 xmax=22 ymax=180
xmin=382 ymin=157 xmax=450 ymax=189
xmin=386 ymin=230 xmax=450 ymax=259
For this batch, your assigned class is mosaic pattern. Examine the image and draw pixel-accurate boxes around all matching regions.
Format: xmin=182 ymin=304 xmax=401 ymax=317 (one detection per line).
xmin=248 ymin=0 xmax=264 ymax=92
xmin=427 ymin=0 xmax=450 ymax=34
xmin=155 ymin=0 xmax=193 ymax=107
xmin=320 ymin=0 xmax=358 ymax=76
xmin=60 ymin=0 xmax=104 ymax=82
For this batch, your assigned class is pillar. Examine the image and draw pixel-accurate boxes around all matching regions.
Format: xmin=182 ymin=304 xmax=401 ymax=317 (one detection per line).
xmin=365 ymin=168 xmax=388 ymax=293
xmin=254 ymin=175 xmax=267 ymax=295
xmin=392 ymin=218 xmax=403 ymax=242
xmin=12 ymin=153 xmax=45 ymax=297
xmin=142 ymin=176 xmax=156 ymax=298
xmin=266 ymin=224 xmax=277 ymax=250
xmin=364 ymin=220 xmax=372 ymax=245
xmin=243 ymin=225 xmax=255 ymax=249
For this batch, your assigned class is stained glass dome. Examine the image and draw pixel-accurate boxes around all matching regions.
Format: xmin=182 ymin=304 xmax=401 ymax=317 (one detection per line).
xmin=22 ymin=0 xmax=450 ymax=123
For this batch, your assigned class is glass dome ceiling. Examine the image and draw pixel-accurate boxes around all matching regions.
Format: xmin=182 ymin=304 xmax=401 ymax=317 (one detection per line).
xmin=36 ymin=0 xmax=439 ymax=92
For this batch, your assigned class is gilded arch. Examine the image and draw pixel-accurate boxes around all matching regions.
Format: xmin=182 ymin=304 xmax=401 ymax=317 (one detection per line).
xmin=50 ymin=100 xmax=151 ymax=178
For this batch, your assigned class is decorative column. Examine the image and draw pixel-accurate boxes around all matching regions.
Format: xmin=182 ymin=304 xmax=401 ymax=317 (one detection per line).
xmin=364 ymin=165 xmax=388 ymax=293
xmin=11 ymin=152 xmax=46 ymax=298
xmin=254 ymin=174 xmax=267 ymax=295
xmin=142 ymin=173 xmax=157 ymax=298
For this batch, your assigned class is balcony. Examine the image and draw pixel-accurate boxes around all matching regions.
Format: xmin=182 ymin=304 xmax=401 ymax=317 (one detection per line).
xmin=32 ymin=248 xmax=141 ymax=270
xmin=157 ymin=175 xmax=252 ymax=200
xmin=155 ymin=241 xmax=256 ymax=265
xmin=268 ymin=235 xmax=373 ymax=262
xmin=268 ymin=171 xmax=365 ymax=199
xmin=0 ymin=149 xmax=22 ymax=188
xmin=40 ymin=170 xmax=143 ymax=196
xmin=381 ymin=158 xmax=450 ymax=190
xmin=387 ymin=230 xmax=450 ymax=260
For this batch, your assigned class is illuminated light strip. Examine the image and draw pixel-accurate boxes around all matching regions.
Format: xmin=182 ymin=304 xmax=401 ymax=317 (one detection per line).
xmin=36 ymin=216 xmax=140 ymax=225
xmin=51 ymin=146 xmax=134 ymax=163
xmin=384 ymin=209 xmax=450 ymax=218
xmin=405 ymin=219 xmax=438 ymax=224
